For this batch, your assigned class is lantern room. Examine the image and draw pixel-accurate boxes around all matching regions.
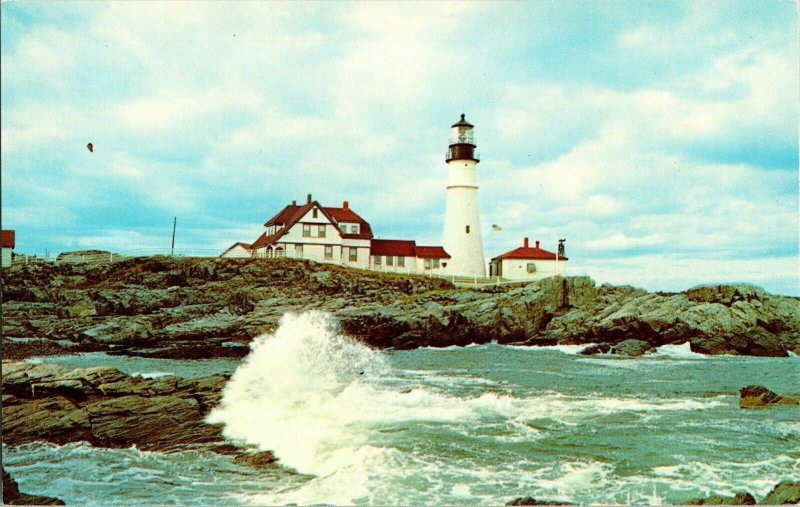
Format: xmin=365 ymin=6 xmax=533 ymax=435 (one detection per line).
xmin=446 ymin=114 xmax=480 ymax=163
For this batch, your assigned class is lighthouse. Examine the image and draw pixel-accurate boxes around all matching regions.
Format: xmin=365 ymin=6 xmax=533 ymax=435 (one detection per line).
xmin=442 ymin=114 xmax=486 ymax=277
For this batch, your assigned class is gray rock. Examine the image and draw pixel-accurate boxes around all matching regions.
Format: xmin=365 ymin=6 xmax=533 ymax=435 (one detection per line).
xmin=3 ymin=468 xmax=64 ymax=505
xmin=762 ymin=481 xmax=800 ymax=504
xmin=506 ymin=497 xmax=573 ymax=505
xmin=2 ymin=257 xmax=798 ymax=358
xmin=2 ymin=362 xmax=227 ymax=452
xmin=86 ymin=395 xmax=222 ymax=451
xmin=580 ymin=343 xmax=612 ymax=355
xmin=739 ymin=385 xmax=800 ymax=408
xmin=685 ymin=491 xmax=756 ymax=505
xmin=611 ymin=339 xmax=654 ymax=357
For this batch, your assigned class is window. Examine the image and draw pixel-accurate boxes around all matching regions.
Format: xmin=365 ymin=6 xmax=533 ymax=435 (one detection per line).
xmin=433 ymin=259 xmax=440 ymax=268
xmin=527 ymin=263 xmax=537 ymax=273
xmin=351 ymin=224 xmax=359 ymax=234
xmin=374 ymin=255 xmax=382 ymax=266
xmin=317 ymin=225 xmax=326 ymax=238
xmin=296 ymin=244 xmax=303 ymax=258
xmin=302 ymin=224 xmax=311 ymax=237
xmin=397 ymin=256 xmax=405 ymax=267
xmin=324 ymin=245 xmax=333 ymax=260
xmin=466 ymin=225 xmax=470 ymax=234
xmin=312 ymin=208 xmax=318 ymax=218
xmin=424 ymin=259 xmax=432 ymax=269
xmin=349 ymin=248 xmax=358 ymax=262
xmin=386 ymin=256 xmax=393 ymax=266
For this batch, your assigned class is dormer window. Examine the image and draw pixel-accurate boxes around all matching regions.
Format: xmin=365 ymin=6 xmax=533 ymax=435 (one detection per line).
xmin=351 ymin=224 xmax=359 ymax=234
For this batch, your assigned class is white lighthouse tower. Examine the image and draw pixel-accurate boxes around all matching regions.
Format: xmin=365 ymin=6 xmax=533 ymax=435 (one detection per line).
xmin=442 ymin=114 xmax=486 ymax=277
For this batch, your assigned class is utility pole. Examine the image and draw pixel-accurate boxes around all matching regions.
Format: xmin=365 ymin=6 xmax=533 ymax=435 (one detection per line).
xmin=171 ymin=216 xmax=177 ymax=256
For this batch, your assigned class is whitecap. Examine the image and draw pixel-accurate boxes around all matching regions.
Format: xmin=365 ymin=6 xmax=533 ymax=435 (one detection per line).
xmin=134 ymin=371 xmax=175 ymax=379
xmin=654 ymin=342 xmax=707 ymax=359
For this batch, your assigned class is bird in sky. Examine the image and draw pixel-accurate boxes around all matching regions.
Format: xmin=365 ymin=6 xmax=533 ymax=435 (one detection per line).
xmin=87 ymin=143 xmax=94 ymax=153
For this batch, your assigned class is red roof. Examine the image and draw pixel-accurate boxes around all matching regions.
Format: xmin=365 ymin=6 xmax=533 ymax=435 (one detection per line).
xmin=414 ymin=246 xmax=451 ymax=259
xmin=264 ymin=202 xmax=315 ymax=227
xmin=251 ymin=232 xmax=282 ymax=249
xmin=259 ymin=199 xmax=374 ymax=248
xmin=1 ymin=230 xmax=15 ymax=249
xmin=371 ymin=239 xmax=417 ymax=257
xmin=370 ymin=240 xmax=450 ymax=259
xmin=492 ymin=239 xmax=567 ymax=261
xmin=228 ymin=242 xmax=252 ymax=250
xmin=326 ymin=206 xmax=374 ymax=238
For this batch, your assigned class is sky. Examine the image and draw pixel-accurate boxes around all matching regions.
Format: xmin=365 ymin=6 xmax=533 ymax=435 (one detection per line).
xmin=2 ymin=1 xmax=798 ymax=295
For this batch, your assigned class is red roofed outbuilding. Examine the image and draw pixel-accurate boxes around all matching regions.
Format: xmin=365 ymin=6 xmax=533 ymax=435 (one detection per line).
xmin=489 ymin=238 xmax=568 ymax=280
xmin=220 ymin=242 xmax=253 ymax=259
xmin=2 ymin=230 xmax=16 ymax=268
xmin=370 ymin=239 xmax=450 ymax=273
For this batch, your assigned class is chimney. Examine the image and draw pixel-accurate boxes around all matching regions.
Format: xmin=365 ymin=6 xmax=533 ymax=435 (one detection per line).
xmin=307 ymin=193 xmax=312 ymax=204
xmin=292 ymin=200 xmax=297 ymax=206
xmin=523 ymin=237 xmax=529 ymax=248
xmin=343 ymin=201 xmax=349 ymax=211
xmin=535 ymin=240 xmax=540 ymax=249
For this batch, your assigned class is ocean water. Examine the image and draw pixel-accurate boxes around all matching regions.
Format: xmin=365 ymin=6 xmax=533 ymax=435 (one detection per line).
xmin=5 ymin=312 xmax=799 ymax=505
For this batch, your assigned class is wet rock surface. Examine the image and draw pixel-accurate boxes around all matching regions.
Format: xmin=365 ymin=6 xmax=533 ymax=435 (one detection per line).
xmin=507 ymin=483 xmax=800 ymax=506
xmin=2 ymin=362 xmax=226 ymax=451
xmin=762 ymin=481 xmax=800 ymax=504
xmin=685 ymin=491 xmax=757 ymax=505
xmin=2 ymin=257 xmax=798 ymax=358
xmin=506 ymin=497 xmax=573 ymax=505
xmin=739 ymin=385 xmax=800 ymax=408
xmin=3 ymin=468 xmax=64 ymax=505
xmin=683 ymin=481 xmax=800 ymax=505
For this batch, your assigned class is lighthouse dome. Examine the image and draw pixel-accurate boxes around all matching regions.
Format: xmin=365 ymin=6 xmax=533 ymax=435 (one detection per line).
xmin=451 ymin=113 xmax=474 ymax=128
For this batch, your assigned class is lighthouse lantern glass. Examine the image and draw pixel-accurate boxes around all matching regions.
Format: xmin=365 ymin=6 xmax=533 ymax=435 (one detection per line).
xmin=451 ymin=126 xmax=475 ymax=145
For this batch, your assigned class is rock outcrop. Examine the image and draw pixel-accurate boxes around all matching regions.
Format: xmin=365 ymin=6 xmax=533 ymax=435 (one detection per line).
xmin=3 ymin=468 xmax=64 ymax=505
xmin=762 ymin=481 xmax=800 ymax=505
xmin=685 ymin=492 xmax=756 ymax=505
xmin=739 ymin=386 xmax=800 ymax=408
xmin=2 ymin=362 xmax=226 ymax=451
xmin=2 ymin=256 xmax=798 ymax=358
xmin=506 ymin=497 xmax=573 ymax=505
xmin=683 ymin=481 xmax=800 ymax=505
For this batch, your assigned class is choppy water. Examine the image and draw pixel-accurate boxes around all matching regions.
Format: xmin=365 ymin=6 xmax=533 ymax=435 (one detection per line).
xmin=5 ymin=312 xmax=799 ymax=505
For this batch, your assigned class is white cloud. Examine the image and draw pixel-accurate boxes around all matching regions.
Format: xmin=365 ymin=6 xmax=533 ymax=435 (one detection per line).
xmin=1 ymin=2 xmax=796 ymax=295
xmin=585 ymin=232 xmax=667 ymax=251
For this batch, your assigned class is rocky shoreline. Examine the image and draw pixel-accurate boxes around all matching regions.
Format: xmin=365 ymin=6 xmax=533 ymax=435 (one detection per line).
xmin=3 ymin=468 xmax=64 ymax=505
xmin=1 ymin=256 xmax=798 ymax=359
xmin=2 ymin=256 xmax=799 ymax=504
xmin=2 ymin=362 xmax=226 ymax=451
xmin=506 ymin=481 xmax=800 ymax=505
xmin=4 ymin=360 xmax=798 ymax=505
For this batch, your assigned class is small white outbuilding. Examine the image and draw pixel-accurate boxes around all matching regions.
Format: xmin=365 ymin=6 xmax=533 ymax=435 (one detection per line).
xmin=1 ymin=230 xmax=15 ymax=268
xmin=489 ymin=238 xmax=567 ymax=280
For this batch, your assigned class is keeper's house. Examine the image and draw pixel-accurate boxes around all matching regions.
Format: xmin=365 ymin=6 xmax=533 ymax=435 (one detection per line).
xmin=488 ymin=238 xmax=567 ymax=280
xmin=222 ymin=195 xmax=449 ymax=274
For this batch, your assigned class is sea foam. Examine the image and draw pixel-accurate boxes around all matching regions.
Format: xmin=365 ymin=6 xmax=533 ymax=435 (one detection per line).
xmin=207 ymin=311 xmax=740 ymax=505
xmin=654 ymin=342 xmax=707 ymax=359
